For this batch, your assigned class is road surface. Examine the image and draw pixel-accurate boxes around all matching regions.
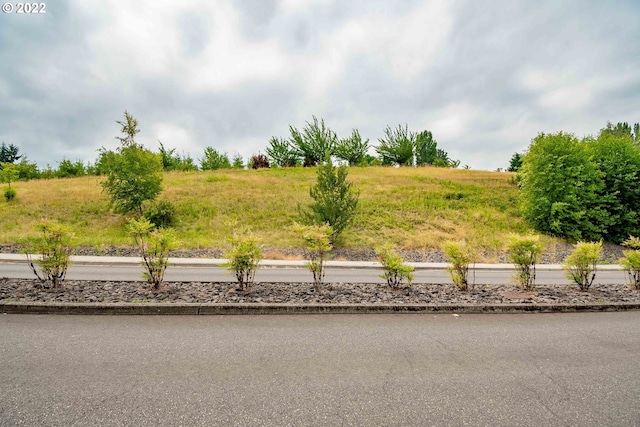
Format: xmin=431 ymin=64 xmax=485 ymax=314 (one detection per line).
xmin=0 ymin=261 xmax=628 ymax=285
xmin=1 ymin=312 xmax=639 ymax=426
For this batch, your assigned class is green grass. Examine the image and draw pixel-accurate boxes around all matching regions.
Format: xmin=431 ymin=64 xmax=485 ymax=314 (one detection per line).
xmin=0 ymin=166 xmax=535 ymax=250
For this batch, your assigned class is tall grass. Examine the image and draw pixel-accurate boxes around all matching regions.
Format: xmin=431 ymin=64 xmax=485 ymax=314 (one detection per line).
xmin=0 ymin=167 xmax=532 ymax=250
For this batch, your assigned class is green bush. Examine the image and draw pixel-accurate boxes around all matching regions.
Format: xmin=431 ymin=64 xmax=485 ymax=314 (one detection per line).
xmin=25 ymin=223 xmax=74 ymax=289
xmin=299 ymin=153 xmax=359 ymax=242
xmin=4 ymin=187 xmax=16 ymax=201
xmin=519 ymin=132 xmax=610 ymax=241
xmin=128 ymin=217 xmax=175 ymax=289
xmin=294 ymin=223 xmax=333 ymax=290
xmin=223 ymin=229 xmax=262 ymax=290
xmin=143 ymin=200 xmax=177 ymax=229
xmin=507 ymin=235 xmax=544 ymax=290
xmin=620 ymin=236 xmax=640 ymax=290
xmin=563 ymin=241 xmax=602 ymax=291
xmin=376 ymin=245 xmax=414 ymax=289
xmin=443 ymin=240 xmax=475 ymax=291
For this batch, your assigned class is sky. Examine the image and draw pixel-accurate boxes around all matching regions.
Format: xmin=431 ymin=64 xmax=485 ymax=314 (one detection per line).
xmin=1 ymin=0 xmax=639 ymax=171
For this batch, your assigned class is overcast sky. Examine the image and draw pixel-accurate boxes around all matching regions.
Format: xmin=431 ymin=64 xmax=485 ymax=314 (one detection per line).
xmin=1 ymin=0 xmax=639 ymax=170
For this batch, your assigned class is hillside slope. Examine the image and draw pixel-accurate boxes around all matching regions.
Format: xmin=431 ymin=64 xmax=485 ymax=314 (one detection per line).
xmin=0 ymin=167 xmax=530 ymax=250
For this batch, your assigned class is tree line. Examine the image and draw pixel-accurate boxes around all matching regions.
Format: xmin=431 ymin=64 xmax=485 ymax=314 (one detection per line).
xmin=0 ymin=115 xmax=458 ymax=183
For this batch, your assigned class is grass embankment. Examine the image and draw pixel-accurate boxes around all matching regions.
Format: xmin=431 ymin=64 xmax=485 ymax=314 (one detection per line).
xmin=0 ymin=167 xmax=532 ymax=251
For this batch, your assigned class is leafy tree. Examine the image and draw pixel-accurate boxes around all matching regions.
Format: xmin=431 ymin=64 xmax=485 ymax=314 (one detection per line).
xmin=100 ymin=112 xmax=163 ymax=215
xmin=200 ymin=147 xmax=231 ymax=170
xmin=600 ymin=121 xmax=640 ymax=144
xmin=508 ymin=152 xmax=523 ymax=172
xmin=334 ymin=129 xmax=369 ymax=166
xmin=519 ymin=132 xmax=611 ymax=241
xmin=415 ymin=130 xmax=437 ymax=165
xmin=0 ymin=162 xmax=19 ymax=187
xmin=15 ymin=157 xmax=40 ymax=180
xmin=376 ymin=124 xmax=415 ymax=166
xmin=266 ymin=137 xmax=300 ymax=167
xmin=116 ymin=110 xmax=140 ymax=147
xmin=0 ymin=142 xmax=21 ymax=165
xmin=299 ymin=152 xmax=359 ymax=242
xmin=585 ymin=132 xmax=640 ymax=243
xmin=290 ymin=116 xmax=337 ymax=166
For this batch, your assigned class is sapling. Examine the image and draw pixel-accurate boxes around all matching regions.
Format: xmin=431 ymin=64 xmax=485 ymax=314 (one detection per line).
xmin=376 ymin=245 xmax=414 ymax=289
xmin=563 ymin=241 xmax=602 ymax=291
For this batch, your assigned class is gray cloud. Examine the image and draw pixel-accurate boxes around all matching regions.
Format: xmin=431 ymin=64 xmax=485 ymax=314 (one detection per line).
xmin=0 ymin=0 xmax=639 ymax=171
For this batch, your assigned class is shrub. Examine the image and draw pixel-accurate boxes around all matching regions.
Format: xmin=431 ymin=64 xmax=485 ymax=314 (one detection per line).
xmin=443 ymin=240 xmax=476 ymax=291
xmin=128 ymin=217 xmax=175 ymax=289
xmin=299 ymin=152 xmax=359 ymax=242
xmin=376 ymin=245 xmax=414 ymax=289
xmin=563 ymin=241 xmax=602 ymax=291
xmin=250 ymin=154 xmax=270 ymax=169
xmin=294 ymin=223 xmax=333 ymax=290
xmin=4 ymin=187 xmax=16 ymax=201
xmin=143 ymin=200 xmax=177 ymax=229
xmin=223 ymin=228 xmax=262 ymax=290
xmin=25 ymin=223 xmax=74 ymax=289
xmin=620 ymin=236 xmax=640 ymax=290
xmin=507 ymin=235 xmax=544 ymax=290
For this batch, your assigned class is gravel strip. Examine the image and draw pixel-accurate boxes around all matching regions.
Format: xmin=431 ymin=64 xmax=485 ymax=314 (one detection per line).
xmin=2 ymin=278 xmax=638 ymax=305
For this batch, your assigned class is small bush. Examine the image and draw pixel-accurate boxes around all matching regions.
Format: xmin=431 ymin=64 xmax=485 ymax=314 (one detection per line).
xmin=4 ymin=187 xmax=16 ymax=201
xmin=250 ymin=154 xmax=270 ymax=169
xmin=224 ymin=229 xmax=262 ymax=290
xmin=443 ymin=240 xmax=476 ymax=291
xmin=620 ymin=236 xmax=640 ymax=290
xmin=377 ymin=245 xmax=414 ymax=289
xmin=294 ymin=223 xmax=332 ymax=290
xmin=563 ymin=241 xmax=602 ymax=291
xmin=128 ymin=217 xmax=175 ymax=289
xmin=143 ymin=200 xmax=177 ymax=228
xmin=507 ymin=235 xmax=544 ymax=290
xmin=25 ymin=223 xmax=74 ymax=289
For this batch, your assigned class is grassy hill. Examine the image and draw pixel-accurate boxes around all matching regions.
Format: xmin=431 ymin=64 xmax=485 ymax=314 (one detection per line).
xmin=0 ymin=166 xmax=533 ymax=251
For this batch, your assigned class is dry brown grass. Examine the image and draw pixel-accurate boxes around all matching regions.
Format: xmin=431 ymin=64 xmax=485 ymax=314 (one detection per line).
xmin=0 ymin=166 xmax=534 ymax=250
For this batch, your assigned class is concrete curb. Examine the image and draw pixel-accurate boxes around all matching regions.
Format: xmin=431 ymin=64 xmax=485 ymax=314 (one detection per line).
xmin=0 ymin=253 xmax=624 ymax=271
xmin=2 ymin=302 xmax=640 ymax=315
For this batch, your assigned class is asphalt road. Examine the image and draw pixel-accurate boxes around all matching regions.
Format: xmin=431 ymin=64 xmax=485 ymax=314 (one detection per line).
xmin=0 ymin=262 xmax=628 ymax=285
xmin=1 ymin=312 xmax=639 ymax=426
